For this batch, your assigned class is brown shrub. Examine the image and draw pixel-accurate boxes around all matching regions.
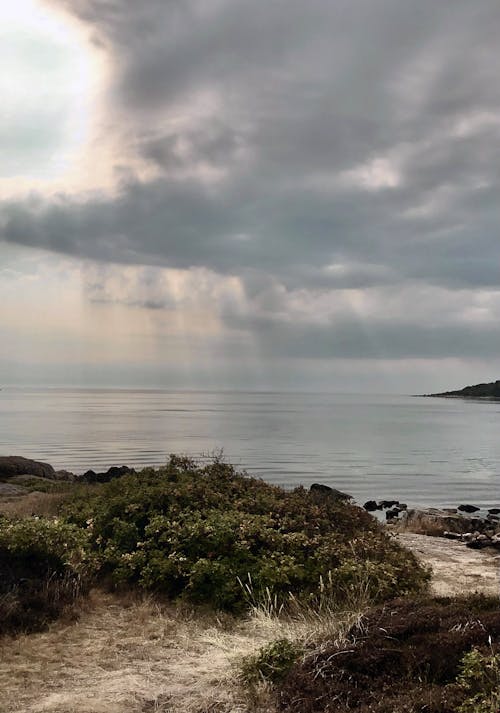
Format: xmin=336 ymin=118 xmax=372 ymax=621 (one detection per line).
xmin=278 ymin=595 xmax=500 ymax=713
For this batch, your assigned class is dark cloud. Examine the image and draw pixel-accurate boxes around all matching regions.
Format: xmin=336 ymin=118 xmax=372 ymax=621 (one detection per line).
xmin=2 ymin=0 xmax=500 ymax=364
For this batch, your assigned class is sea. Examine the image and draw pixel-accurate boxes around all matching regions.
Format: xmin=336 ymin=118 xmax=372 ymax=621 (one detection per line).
xmin=1 ymin=388 xmax=499 ymax=510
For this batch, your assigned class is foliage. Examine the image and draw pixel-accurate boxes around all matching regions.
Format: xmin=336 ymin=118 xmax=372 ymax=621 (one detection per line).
xmin=240 ymin=638 xmax=301 ymax=685
xmin=458 ymin=646 xmax=500 ymax=713
xmin=277 ymin=595 xmax=500 ymax=712
xmin=0 ymin=515 xmax=94 ymax=635
xmin=62 ymin=455 xmax=428 ymax=610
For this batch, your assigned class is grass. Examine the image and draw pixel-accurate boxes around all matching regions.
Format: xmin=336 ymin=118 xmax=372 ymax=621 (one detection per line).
xmin=0 ymin=491 xmax=69 ymax=518
xmin=0 ymin=549 xmax=374 ymax=713
xmin=0 ymin=587 xmax=362 ymax=713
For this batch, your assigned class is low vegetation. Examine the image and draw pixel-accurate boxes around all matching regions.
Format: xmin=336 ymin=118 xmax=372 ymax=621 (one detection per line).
xmin=276 ymin=594 xmax=500 ymax=713
xmin=0 ymin=516 xmax=92 ymax=636
xmin=61 ymin=455 xmax=428 ymax=611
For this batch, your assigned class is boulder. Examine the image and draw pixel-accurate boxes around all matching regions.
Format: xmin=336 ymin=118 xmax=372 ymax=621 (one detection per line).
xmin=488 ymin=508 xmax=500 ymax=515
xmin=458 ymin=504 xmax=480 ymax=513
xmin=466 ymin=534 xmax=492 ymax=549
xmin=81 ymin=465 xmax=135 ymax=484
xmin=0 ymin=456 xmax=55 ymax=480
xmin=363 ymin=500 xmax=379 ymax=512
xmin=386 ymin=508 xmax=400 ymax=520
xmin=379 ymin=500 xmax=399 ymax=509
xmin=54 ymin=470 xmax=76 ymax=482
xmin=309 ymin=483 xmax=351 ymax=501
xmin=443 ymin=531 xmax=462 ymax=540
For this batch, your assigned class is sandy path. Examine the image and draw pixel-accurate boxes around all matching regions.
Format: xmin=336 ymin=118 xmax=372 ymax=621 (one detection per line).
xmin=397 ymin=532 xmax=500 ymax=597
xmin=0 ymin=594 xmax=261 ymax=713
xmin=0 ymin=592 xmax=302 ymax=713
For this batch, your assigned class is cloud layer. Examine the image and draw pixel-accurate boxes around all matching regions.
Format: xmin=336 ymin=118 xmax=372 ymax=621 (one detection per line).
xmin=2 ymin=0 xmax=500 ymax=381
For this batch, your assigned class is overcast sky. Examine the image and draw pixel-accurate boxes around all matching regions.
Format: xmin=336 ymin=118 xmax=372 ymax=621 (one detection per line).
xmin=1 ymin=0 xmax=500 ymax=391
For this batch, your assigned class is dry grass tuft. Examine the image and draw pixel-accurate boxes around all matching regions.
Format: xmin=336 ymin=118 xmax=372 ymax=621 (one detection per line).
xmin=0 ymin=491 xmax=68 ymax=518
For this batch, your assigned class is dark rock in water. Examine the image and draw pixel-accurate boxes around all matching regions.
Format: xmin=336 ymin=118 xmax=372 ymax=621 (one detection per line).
xmin=106 ymin=465 xmax=132 ymax=479
xmin=399 ymin=503 xmax=407 ymax=510
xmin=309 ymin=483 xmax=351 ymax=501
xmin=488 ymin=508 xmax=500 ymax=515
xmin=0 ymin=456 xmax=55 ymax=480
xmin=310 ymin=483 xmax=332 ymax=493
xmin=82 ymin=469 xmax=97 ymax=482
xmin=458 ymin=504 xmax=480 ymax=513
xmin=386 ymin=508 xmax=400 ymax=520
xmin=379 ymin=499 xmax=399 ymax=509
xmin=363 ymin=500 xmax=378 ymax=512
xmin=81 ymin=465 xmax=135 ymax=484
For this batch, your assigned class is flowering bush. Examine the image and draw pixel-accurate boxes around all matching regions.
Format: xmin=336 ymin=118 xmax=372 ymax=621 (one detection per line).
xmin=0 ymin=516 xmax=94 ymax=635
xmin=63 ymin=456 xmax=428 ymax=610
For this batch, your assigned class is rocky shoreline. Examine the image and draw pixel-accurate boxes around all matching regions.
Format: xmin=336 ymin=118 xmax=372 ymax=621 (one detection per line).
xmin=0 ymin=455 xmax=135 ymax=486
xmin=363 ymin=497 xmax=500 ymax=550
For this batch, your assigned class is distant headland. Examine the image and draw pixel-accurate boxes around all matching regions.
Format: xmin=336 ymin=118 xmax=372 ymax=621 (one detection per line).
xmin=422 ymin=379 xmax=500 ymax=400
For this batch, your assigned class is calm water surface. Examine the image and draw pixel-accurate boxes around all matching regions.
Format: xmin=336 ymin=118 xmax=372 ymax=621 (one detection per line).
xmin=1 ymin=388 xmax=499 ymax=509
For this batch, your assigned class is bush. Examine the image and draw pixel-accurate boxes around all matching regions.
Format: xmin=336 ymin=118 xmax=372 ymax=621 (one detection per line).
xmin=458 ymin=647 xmax=500 ymax=713
xmin=241 ymin=638 xmax=301 ymax=685
xmin=63 ymin=456 xmax=429 ymax=611
xmin=0 ymin=516 xmax=94 ymax=635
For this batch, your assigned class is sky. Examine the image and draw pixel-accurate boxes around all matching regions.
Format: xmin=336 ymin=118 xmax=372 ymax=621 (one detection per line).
xmin=1 ymin=0 xmax=500 ymax=392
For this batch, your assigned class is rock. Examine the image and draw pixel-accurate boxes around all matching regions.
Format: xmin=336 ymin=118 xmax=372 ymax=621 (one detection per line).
xmin=54 ymin=469 xmax=76 ymax=482
xmin=488 ymin=508 xmax=500 ymax=515
xmin=458 ymin=504 xmax=480 ymax=513
xmin=82 ymin=469 xmax=97 ymax=482
xmin=81 ymin=465 xmax=135 ymax=484
xmin=443 ymin=531 xmax=462 ymax=540
xmin=0 ymin=456 xmax=55 ymax=480
xmin=466 ymin=534 xmax=491 ymax=549
xmin=309 ymin=483 xmax=351 ymax=501
xmin=105 ymin=466 xmax=132 ymax=479
xmin=363 ymin=500 xmax=379 ymax=512
xmin=443 ymin=508 xmax=458 ymax=514
xmin=386 ymin=508 xmax=400 ymax=520
xmin=403 ymin=508 xmax=490 ymax=535
xmin=379 ymin=500 xmax=400 ymax=509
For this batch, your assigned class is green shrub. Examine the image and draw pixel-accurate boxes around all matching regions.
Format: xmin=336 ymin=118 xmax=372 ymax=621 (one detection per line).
xmin=240 ymin=638 xmax=301 ymax=685
xmin=458 ymin=646 xmax=500 ymax=713
xmin=0 ymin=516 xmax=94 ymax=635
xmin=62 ymin=456 xmax=429 ymax=611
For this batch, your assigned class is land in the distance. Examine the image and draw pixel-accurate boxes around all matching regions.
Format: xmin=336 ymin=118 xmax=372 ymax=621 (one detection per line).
xmin=423 ymin=379 xmax=500 ymax=400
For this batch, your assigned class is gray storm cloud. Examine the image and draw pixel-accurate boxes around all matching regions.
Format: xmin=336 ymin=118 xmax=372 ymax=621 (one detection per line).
xmin=2 ymin=0 xmax=500 ymax=364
